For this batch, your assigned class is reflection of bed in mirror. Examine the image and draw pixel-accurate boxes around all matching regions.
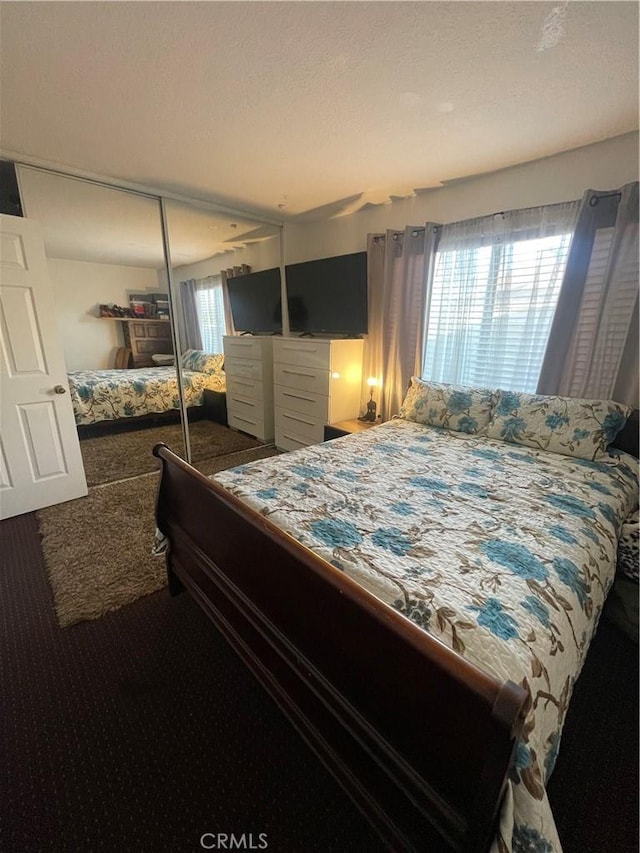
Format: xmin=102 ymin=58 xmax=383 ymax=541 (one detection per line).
xmin=69 ymin=350 xmax=227 ymax=431
xmin=17 ymin=163 xmax=283 ymax=460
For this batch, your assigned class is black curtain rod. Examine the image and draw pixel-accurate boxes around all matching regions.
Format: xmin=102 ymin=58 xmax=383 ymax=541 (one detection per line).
xmin=373 ymin=192 xmax=607 ymax=242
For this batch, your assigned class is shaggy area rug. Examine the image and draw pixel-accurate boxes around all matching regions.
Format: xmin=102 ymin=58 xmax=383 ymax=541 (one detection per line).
xmin=37 ymin=445 xmax=280 ymax=628
xmin=79 ymin=419 xmax=261 ymax=486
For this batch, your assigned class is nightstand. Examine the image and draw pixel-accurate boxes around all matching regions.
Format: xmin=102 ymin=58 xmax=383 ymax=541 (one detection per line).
xmin=323 ymin=418 xmax=380 ymax=441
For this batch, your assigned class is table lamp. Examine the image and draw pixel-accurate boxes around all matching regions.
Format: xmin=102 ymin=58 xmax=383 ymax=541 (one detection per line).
xmin=362 ymin=377 xmax=378 ymax=422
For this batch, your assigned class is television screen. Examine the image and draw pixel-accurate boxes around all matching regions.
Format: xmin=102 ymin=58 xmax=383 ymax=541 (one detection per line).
xmin=285 ymin=252 xmax=368 ymax=336
xmin=227 ymin=267 xmax=282 ymax=334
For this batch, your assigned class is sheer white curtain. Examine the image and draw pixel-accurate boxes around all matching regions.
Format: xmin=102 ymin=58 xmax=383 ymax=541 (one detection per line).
xmin=422 ymin=201 xmax=579 ymax=393
xmin=195 ymin=276 xmax=226 ymax=353
xmin=363 ymin=226 xmax=438 ymax=419
xmin=537 ymin=183 xmax=639 ymax=407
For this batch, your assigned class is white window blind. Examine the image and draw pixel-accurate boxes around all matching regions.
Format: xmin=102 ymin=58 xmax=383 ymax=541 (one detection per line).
xmin=566 ymin=226 xmax=639 ymax=399
xmin=423 ymin=228 xmax=574 ymax=393
xmin=195 ymin=277 xmax=226 ymax=353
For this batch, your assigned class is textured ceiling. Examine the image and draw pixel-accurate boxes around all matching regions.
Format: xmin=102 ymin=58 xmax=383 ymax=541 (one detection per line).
xmin=1 ymin=1 xmax=638 ymax=223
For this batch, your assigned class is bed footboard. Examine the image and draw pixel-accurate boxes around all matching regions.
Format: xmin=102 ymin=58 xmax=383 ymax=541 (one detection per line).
xmin=153 ymin=444 xmax=527 ymax=853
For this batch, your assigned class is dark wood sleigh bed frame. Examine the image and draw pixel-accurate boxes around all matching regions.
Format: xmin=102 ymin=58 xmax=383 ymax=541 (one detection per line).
xmin=152 ymin=410 xmax=638 ymax=853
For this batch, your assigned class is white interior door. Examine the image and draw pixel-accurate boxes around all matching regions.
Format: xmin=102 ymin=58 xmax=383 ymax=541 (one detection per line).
xmin=0 ymin=213 xmax=87 ymax=520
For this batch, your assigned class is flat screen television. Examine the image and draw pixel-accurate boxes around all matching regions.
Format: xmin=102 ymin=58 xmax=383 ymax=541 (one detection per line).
xmin=285 ymin=252 xmax=368 ymax=336
xmin=227 ymin=267 xmax=282 ymax=334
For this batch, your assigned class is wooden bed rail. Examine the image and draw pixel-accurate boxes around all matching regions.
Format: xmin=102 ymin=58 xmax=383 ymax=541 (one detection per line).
xmin=153 ymin=443 xmax=527 ymax=853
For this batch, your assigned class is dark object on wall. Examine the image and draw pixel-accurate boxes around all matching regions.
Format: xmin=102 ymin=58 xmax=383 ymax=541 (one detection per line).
xmin=227 ymin=267 xmax=282 ymax=334
xmin=0 ymin=161 xmax=23 ymax=217
xmin=286 ymin=252 xmax=368 ymax=336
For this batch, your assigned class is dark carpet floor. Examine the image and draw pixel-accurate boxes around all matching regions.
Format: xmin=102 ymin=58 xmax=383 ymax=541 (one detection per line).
xmin=1 ymin=512 xmax=637 ymax=853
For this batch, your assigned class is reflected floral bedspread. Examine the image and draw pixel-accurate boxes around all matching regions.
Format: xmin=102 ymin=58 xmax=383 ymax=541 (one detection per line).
xmin=213 ymin=417 xmax=638 ymax=853
xmin=68 ymin=366 xmax=225 ymax=425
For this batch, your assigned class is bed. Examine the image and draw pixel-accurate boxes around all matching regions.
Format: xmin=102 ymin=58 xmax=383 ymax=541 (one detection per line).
xmin=153 ymin=382 xmax=638 ymax=852
xmin=69 ymin=350 xmax=226 ymax=426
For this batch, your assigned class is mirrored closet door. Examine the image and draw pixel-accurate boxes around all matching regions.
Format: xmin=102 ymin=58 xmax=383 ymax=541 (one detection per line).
xmin=163 ymin=198 xmax=282 ymax=467
xmin=16 ymin=167 xmax=186 ymax=485
xmin=15 ymin=163 xmax=285 ymax=479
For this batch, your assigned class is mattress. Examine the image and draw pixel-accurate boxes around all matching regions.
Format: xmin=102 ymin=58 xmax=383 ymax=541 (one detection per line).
xmin=213 ymin=417 xmax=639 ymax=852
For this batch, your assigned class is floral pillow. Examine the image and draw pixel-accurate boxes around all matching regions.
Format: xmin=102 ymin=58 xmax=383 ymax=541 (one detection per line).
xmin=200 ymin=353 xmax=224 ymax=375
xmin=485 ymin=390 xmax=632 ymax=461
xmin=398 ymin=378 xmax=495 ymax=434
xmin=181 ymin=349 xmax=224 ymax=374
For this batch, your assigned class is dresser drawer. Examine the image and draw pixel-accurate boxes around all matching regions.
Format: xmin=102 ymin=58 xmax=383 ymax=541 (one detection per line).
xmin=224 ymin=356 xmax=265 ymax=381
xmin=226 ymin=375 xmax=264 ymax=402
xmin=223 ymin=336 xmax=266 ymax=361
xmin=227 ymin=393 xmax=265 ymax=422
xmin=273 ymin=363 xmax=329 ymax=396
xmin=228 ymin=411 xmax=271 ymax=442
xmin=275 ymin=427 xmax=312 ymax=453
xmin=274 ymin=339 xmax=330 ymax=369
xmin=275 ymin=409 xmax=324 ymax=444
xmin=274 ymin=385 xmax=328 ymax=421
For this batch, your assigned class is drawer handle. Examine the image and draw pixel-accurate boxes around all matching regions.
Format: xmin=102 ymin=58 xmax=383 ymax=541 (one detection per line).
xmin=283 ymin=345 xmax=317 ymax=352
xmin=283 ymin=391 xmax=315 ymax=403
xmin=282 ymin=369 xmax=315 ymax=378
xmin=234 ymin=415 xmax=257 ymax=426
xmin=283 ymin=412 xmax=314 ymax=427
xmin=232 ymin=397 xmax=255 ymax=407
xmin=232 ymin=380 xmax=254 ymax=388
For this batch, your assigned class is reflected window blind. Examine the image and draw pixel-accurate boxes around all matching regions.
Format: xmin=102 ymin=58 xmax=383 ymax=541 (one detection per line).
xmin=567 ymin=226 xmax=639 ymax=399
xmin=423 ymin=232 xmax=573 ymax=393
xmin=196 ymin=277 xmax=226 ymax=353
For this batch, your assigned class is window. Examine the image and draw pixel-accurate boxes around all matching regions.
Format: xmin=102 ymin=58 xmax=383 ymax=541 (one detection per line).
xmin=422 ymin=207 xmax=577 ymax=393
xmin=195 ymin=277 xmax=226 ymax=353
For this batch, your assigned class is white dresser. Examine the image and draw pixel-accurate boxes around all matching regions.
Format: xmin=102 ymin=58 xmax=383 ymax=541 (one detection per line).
xmin=223 ymin=335 xmax=274 ymax=442
xmin=273 ymin=337 xmax=363 ymax=452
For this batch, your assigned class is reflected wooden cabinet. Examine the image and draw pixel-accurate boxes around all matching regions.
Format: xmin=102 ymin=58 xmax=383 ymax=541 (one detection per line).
xmin=112 ymin=318 xmax=174 ymax=368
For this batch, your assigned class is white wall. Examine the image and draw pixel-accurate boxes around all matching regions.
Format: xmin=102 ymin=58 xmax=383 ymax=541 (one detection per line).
xmin=164 ymin=132 xmax=639 ymax=343
xmin=171 ymin=232 xmax=282 ymax=280
xmin=47 ymin=257 xmax=161 ymax=370
xmin=283 ymin=132 xmax=640 ymax=263
xmin=166 ymin=132 xmax=640 ymax=285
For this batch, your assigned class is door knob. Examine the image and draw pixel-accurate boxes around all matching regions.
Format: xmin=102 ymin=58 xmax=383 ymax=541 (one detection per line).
xmin=53 ymin=385 xmax=67 ymax=394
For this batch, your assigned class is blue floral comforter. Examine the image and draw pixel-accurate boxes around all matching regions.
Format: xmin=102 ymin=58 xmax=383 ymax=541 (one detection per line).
xmin=213 ymin=418 xmax=639 ymax=852
xmin=68 ymin=366 xmax=225 ymax=425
